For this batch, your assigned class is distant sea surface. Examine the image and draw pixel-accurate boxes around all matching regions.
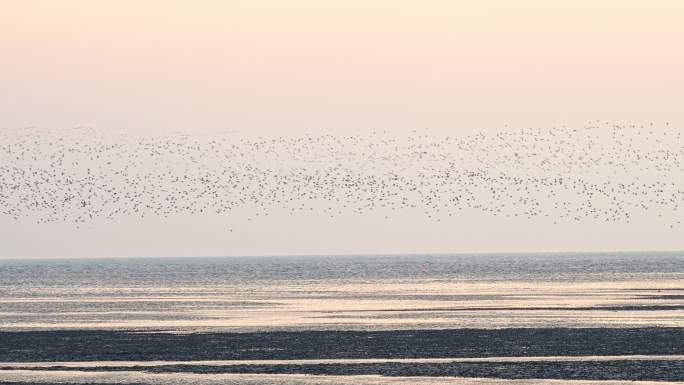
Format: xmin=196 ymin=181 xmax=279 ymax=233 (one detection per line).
xmin=1 ymin=252 xmax=683 ymax=331
xmin=1 ymin=252 xmax=683 ymax=384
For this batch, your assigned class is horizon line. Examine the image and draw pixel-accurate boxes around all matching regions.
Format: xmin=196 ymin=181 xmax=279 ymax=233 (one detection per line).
xmin=2 ymin=249 xmax=683 ymax=261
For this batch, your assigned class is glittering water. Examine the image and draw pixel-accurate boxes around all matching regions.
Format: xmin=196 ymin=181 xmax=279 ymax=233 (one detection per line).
xmin=1 ymin=252 xmax=683 ymax=331
xmin=1 ymin=370 xmax=683 ymax=385
xmin=2 ymin=370 xmax=681 ymax=385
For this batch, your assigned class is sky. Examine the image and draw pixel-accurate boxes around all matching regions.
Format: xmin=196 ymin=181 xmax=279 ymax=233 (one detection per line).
xmin=1 ymin=1 xmax=683 ymax=258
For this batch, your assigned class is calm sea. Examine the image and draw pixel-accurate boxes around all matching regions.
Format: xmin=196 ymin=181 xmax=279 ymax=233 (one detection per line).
xmin=1 ymin=252 xmax=683 ymax=331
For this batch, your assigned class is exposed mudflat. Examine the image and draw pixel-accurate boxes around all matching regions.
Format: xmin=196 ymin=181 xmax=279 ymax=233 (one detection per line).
xmin=1 ymin=328 xmax=683 ymax=362
xmin=8 ymin=360 xmax=683 ymax=381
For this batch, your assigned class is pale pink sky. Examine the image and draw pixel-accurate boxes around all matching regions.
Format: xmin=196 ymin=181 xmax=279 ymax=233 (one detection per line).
xmin=3 ymin=0 xmax=683 ymax=134
xmin=1 ymin=1 xmax=683 ymax=257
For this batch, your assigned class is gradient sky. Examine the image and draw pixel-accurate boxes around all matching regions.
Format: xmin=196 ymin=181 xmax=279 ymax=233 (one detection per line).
xmin=2 ymin=1 xmax=683 ymax=258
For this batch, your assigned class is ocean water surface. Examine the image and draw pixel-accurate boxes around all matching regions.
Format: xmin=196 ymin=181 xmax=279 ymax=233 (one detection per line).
xmin=0 ymin=252 xmax=683 ymax=331
xmin=1 ymin=252 xmax=683 ymax=384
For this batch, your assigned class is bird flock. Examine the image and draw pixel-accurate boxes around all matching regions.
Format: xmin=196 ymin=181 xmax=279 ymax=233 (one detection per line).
xmin=1 ymin=122 xmax=683 ymax=229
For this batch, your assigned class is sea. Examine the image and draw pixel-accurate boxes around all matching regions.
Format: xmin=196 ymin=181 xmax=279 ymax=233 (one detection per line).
xmin=0 ymin=252 xmax=683 ymax=384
